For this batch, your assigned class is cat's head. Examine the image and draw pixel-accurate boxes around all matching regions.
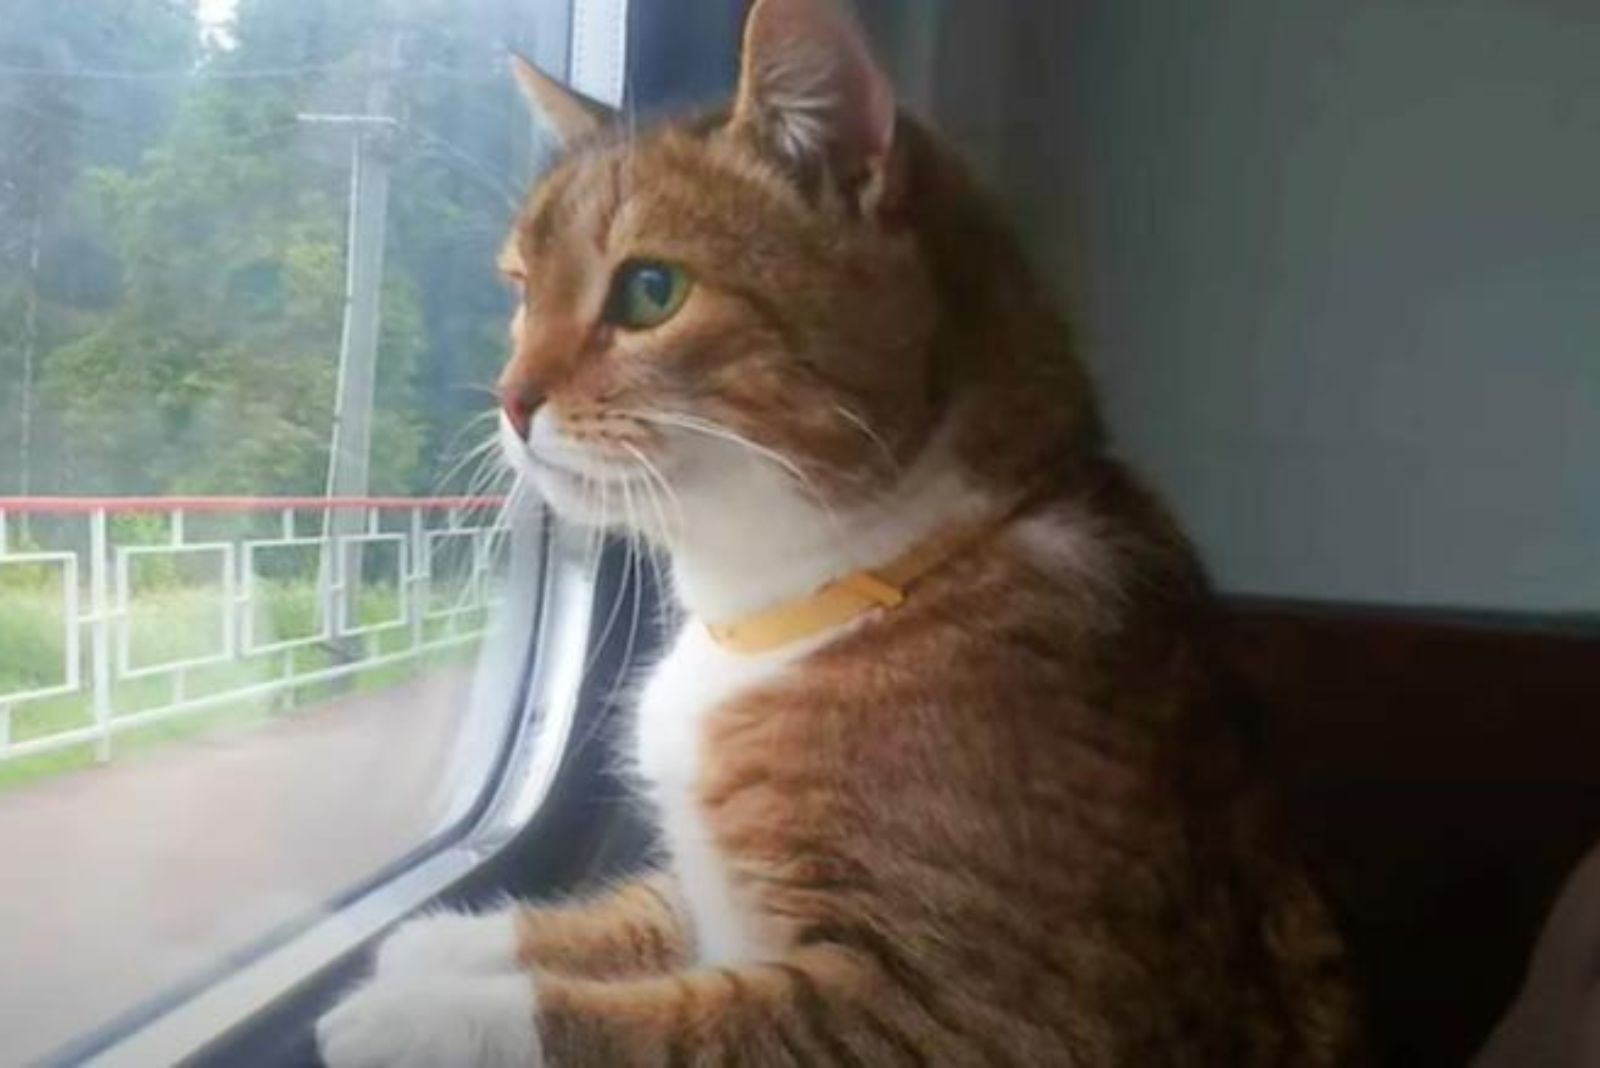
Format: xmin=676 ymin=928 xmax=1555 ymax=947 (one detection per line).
xmin=497 ymin=0 xmax=1097 ymax=547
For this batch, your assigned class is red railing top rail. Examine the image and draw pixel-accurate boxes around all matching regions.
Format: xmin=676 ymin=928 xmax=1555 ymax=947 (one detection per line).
xmin=0 ymin=496 xmax=507 ymax=515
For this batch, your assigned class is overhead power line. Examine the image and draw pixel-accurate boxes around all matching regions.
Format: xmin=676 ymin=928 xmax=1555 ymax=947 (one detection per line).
xmin=0 ymin=61 xmax=350 ymax=81
xmin=0 ymin=62 xmax=510 ymax=83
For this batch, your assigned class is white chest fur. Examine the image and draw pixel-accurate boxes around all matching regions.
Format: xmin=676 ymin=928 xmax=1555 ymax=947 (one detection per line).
xmin=632 ymin=623 xmax=799 ymax=967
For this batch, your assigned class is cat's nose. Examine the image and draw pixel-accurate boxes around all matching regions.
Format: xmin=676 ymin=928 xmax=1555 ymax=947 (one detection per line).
xmin=501 ymin=386 xmax=541 ymax=440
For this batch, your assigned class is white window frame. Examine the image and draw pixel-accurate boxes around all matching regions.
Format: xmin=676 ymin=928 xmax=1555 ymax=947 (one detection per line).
xmin=74 ymin=0 xmax=629 ymax=1061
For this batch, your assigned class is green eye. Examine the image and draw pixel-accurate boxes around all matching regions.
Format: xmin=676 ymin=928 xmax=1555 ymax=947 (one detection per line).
xmin=604 ymin=259 xmax=691 ymax=329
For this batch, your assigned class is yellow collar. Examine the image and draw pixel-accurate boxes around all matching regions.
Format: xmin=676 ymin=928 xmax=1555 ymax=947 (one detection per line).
xmin=704 ymin=515 xmax=1004 ymax=656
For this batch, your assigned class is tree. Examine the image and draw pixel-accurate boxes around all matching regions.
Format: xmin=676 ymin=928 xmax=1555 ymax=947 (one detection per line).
xmin=0 ymin=0 xmax=194 ymax=494
xmin=7 ymin=0 xmax=540 ymax=499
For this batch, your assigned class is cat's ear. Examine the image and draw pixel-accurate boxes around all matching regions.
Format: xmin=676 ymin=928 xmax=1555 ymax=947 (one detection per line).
xmin=732 ymin=0 xmax=897 ymax=209
xmin=510 ymin=52 xmax=616 ymax=147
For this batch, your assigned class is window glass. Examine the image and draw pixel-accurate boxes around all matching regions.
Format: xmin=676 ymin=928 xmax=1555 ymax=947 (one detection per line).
xmin=0 ymin=1 xmax=548 ymax=1060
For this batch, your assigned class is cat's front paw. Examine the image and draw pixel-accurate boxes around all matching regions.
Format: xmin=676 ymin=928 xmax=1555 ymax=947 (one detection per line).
xmin=374 ymin=909 xmax=522 ymax=977
xmin=317 ymin=972 xmax=540 ymax=1068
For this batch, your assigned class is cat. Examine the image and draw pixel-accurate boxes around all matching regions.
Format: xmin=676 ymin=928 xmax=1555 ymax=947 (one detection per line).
xmin=317 ymin=0 xmax=1363 ymax=1064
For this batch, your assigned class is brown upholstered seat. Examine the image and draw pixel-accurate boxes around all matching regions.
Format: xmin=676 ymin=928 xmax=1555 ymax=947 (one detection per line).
xmin=1220 ymin=605 xmax=1600 ymax=1065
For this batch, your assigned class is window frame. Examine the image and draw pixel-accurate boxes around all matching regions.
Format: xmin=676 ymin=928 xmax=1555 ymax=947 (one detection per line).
xmin=64 ymin=514 xmax=602 ymax=1067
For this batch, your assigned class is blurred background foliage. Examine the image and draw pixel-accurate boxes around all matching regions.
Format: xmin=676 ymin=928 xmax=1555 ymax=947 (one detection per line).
xmin=0 ymin=0 xmax=536 ymax=497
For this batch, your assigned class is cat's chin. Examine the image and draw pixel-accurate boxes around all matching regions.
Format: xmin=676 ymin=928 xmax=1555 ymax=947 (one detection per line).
xmin=498 ymin=430 xmax=650 ymax=532
xmin=523 ymin=465 xmax=644 ymax=531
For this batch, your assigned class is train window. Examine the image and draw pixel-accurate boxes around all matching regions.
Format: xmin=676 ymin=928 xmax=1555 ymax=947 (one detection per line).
xmin=0 ymin=0 xmax=618 ymax=1062
xmin=5 ymin=2 xmax=1594 ymax=1065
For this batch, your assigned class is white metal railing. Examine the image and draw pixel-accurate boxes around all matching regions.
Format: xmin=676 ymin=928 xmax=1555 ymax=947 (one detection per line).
xmin=0 ymin=496 xmax=510 ymax=768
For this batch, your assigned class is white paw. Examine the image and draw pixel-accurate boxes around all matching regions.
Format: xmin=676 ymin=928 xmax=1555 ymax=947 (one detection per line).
xmin=374 ymin=910 xmax=521 ymax=977
xmin=317 ymin=972 xmax=541 ymax=1068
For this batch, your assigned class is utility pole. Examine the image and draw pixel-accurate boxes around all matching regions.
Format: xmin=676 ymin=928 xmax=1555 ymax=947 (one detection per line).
xmin=301 ymin=24 xmax=400 ymax=660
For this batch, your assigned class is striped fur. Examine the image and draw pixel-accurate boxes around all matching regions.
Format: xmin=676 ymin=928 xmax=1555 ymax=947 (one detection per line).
xmin=319 ymin=0 xmax=1364 ymax=1064
xmin=502 ymin=481 xmax=1361 ymax=1067
xmin=515 ymin=875 xmax=692 ymax=980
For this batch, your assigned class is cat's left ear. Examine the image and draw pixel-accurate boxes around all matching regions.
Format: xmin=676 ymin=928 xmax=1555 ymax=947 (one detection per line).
xmin=732 ymin=0 xmax=897 ymax=213
xmin=510 ymin=52 xmax=617 ymax=147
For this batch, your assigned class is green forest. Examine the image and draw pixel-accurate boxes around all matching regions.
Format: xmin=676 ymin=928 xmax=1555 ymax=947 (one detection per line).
xmin=0 ymin=0 xmax=542 ymax=499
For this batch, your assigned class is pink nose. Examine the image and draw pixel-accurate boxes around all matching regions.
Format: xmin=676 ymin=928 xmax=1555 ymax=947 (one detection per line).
xmin=501 ymin=389 xmax=538 ymax=439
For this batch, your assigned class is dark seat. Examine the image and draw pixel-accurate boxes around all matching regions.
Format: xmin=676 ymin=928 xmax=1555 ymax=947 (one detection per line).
xmin=1220 ymin=606 xmax=1600 ymax=1066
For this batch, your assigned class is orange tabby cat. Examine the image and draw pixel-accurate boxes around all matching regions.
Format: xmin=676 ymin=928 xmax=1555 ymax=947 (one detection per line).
xmin=318 ymin=0 xmax=1362 ymax=1064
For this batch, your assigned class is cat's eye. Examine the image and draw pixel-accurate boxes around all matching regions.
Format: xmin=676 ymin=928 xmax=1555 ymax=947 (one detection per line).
xmin=604 ymin=259 xmax=692 ymax=330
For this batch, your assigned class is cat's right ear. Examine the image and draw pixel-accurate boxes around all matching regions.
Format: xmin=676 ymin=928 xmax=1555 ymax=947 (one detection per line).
xmin=731 ymin=0 xmax=897 ymax=211
xmin=510 ymin=53 xmax=615 ymax=147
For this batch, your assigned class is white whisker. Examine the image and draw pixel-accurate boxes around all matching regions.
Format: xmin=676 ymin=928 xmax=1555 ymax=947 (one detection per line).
xmin=434 ymin=431 xmax=504 ymax=496
xmin=832 ymin=403 xmax=900 ymax=476
xmin=618 ymin=409 xmax=844 ymax=540
xmin=619 ymin=441 xmax=685 ymax=544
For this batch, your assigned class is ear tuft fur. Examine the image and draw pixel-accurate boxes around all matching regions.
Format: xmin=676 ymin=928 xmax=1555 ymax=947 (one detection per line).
xmin=732 ymin=0 xmax=896 ymax=202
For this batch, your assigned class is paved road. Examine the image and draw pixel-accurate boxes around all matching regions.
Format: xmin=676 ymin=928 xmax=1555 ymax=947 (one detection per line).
xmin=0 ymin=667 xmax=479 ymax=1067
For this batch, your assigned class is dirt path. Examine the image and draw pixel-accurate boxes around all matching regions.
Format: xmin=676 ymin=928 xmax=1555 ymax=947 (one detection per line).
xmin=0 ymin=667 xmax=479 ymax=1067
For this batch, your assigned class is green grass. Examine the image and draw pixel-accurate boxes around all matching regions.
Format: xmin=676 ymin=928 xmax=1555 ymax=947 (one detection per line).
xmin=0 ymin=579 xmax=485 ymax=793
